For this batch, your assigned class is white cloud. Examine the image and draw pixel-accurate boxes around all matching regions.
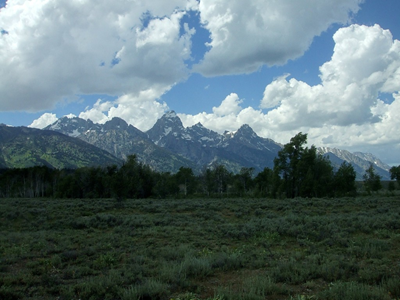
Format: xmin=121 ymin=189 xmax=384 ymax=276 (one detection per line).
xmin=212 ymin=93 xmax=242 ymax=116
xmin=181 ymin=24 xmax=400 ymax=165
xmin=79 ymin=90 xmax=169 ymax=131
xmin=260 ymin=24 xmax=400 ymax=129
xmin=0 ymin=0 xmax=365 ymax=113
xmin=79 ymin=100 xmax=114 ymax=125
xmin=0 ymin=0 xmax=193 ymax=112
xmin=64 ymin=114 xmax=77 ymax=119
xmin=194 ymin=0 xmax=362 ymax=76
xmin=29 ymin=113 xmax=58 ymax=129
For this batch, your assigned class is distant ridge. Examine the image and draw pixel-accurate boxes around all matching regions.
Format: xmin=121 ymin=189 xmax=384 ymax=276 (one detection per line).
xmin=45 ymin=116 xmax=196 ymax=173
xmin=317 ymin=147 xmax=391 ymax=180
xmin=0 ymin=124 xmax=121 ymax=169
xmin=42 ymin=112 xmax=392 ymax=179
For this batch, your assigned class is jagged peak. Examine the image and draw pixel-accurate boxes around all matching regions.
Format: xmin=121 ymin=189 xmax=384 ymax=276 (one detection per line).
xmin=239 ymin=124 xmax=252 ymax=129
xmin=236 ymin=124 xmax=255 ymax=134
xmin=189 ymin=122 xmax=210 ymax=132
xmin=51 ymin=116 xmax=89 ymax=126
xmin=44 ymin=117 xmax=95 ymax=138
xmin=104 ymin=117 xmax=128 ymax=130
xmin=225 ymin=124 xmax=258 ymax=140
xmin=189 ymin=123 xmax=222 ymax=137
xmin=156 ymin=111 xmax=183 ymax=127
xmin=59 ymin=115 xmax=82 ymax=121
xmin=163 ymin=110 xmax=177 ymax=118
xmin=109 ymin=116 xmax=126 ymax=122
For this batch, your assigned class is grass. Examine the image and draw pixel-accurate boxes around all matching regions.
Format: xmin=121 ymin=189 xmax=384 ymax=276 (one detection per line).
xmin=0 ymin=196 xmax=400 ymax=299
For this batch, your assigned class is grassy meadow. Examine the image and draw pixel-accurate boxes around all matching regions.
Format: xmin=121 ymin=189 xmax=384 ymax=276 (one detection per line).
xmin=1 ymin=195 xmax=400 ymax=299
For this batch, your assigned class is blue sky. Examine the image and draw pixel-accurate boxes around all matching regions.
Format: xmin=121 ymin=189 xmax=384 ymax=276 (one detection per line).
xmin=1 ymin=0 xmax=400 ymax=165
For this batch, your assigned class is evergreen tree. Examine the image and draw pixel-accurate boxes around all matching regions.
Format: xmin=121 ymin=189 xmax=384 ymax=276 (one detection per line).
xmin=254 ymin=167 xmax=274 ymax=197
xmin=273 ymin=132 xmax=308 ymax=198
xmin=273 ymin=132 xmax=334 ymax=198
xmin=152 ymin=172 xmax=178 ymax=198
xmin=233 ymin=167 xmax=255 ymax=196
xmin=333 ymin=162 xmax=357 ymax=196
xmin=363 ymin=164 xmax=382 ymax=194
xmin=390 ymin=165 xmax=400 ymax=188
xmin=213 ymin=164 xmax=231 ymax=196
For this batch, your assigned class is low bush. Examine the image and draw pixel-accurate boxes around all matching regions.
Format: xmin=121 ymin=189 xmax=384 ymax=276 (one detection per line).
xmin=1 ymin=196 xmax=399 ymax=299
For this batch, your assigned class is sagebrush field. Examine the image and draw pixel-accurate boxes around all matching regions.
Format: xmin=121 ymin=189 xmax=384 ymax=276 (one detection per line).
xmin=1 ymin=196 xmax=400 ymax=299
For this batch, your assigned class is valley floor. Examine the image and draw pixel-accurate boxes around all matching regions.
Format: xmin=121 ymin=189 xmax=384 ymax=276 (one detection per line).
xmin=1 ymin=195 xmax=400 ymax=299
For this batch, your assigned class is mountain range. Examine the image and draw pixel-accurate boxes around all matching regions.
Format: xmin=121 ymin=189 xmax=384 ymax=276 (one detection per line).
xmin=45 ymin=111 xmax=282 ymax=174
xmin=0 ymin=112 xmax=392 ymax=180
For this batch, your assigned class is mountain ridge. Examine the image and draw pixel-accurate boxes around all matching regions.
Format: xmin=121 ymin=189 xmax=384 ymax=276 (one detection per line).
xmin=40 ymin=112 xmax=392 ymax=179
xmin=45 ymin=116 xmax=196 ymax=173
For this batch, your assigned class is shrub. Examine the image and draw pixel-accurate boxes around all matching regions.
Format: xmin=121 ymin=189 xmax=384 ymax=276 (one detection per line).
xmin=383 ymin=277 xmax=400 ymax=298
xmin=120 ymin=278 xmax=170 ymax=300
xmin=318 ymin=281 xmax=390 ymax=300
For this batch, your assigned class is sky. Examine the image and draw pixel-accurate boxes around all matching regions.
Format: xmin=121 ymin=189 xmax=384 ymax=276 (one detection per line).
xmin=0 ymin=0 xmax=399 ymax=165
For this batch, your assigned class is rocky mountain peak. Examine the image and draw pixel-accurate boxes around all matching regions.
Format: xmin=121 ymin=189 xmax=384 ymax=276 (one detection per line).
xmin=156 ymin=111 xmax=183 ymax=128
xmin=146 ymin=111 xmax=185 ymax=144
xmin=188 ymin=122 xmax=213 ymax=134
xmin=164 ymin=110 xmax=178 ymax=118
xmin=104 ymin=117 xmax=129 ymax=131
xmin=45 ymin=116 xmax=94 ymax=137
xmin=235 ymin=124 xmax=257 ymax=137
xmin=41 ymin=112 xmax=392 ymax=178
xmin=193 ymin=122 xmax=205 ymax=129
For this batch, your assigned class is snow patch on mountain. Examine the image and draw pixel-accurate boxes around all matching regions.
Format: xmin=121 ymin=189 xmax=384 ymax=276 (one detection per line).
xmin=70 ymin=129 xmax=81 ymax=137
xmin=164 ymin=127 xmax=172 ymax=136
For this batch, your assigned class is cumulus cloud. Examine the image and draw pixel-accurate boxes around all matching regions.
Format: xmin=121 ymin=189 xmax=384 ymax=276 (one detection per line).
xmin=0 ymin=0 xmax=194 ymax=111
xmin=29 ymin=113 xmax=58 ymax=129
xmin=0 ymin=0 xmax=365 ymax=114
xmin=194 ymin=0 xmax=362 ymax=76
xmin=180 ymin=94 xmax=265 ymax=134
xmin=31 ymin=88 xmax=169 ymax=131
xmin=260 ymin=24 xmax=400 ymax=129
xmin=78 ymin=90 xmax=169 ymax=131
xmin=212 ymin=93 xmax=242 ymax=116
xmin=181 ymin=24 xmax=400 ymax=164
xmin=79 ymin=100 xmax=115 ymax=125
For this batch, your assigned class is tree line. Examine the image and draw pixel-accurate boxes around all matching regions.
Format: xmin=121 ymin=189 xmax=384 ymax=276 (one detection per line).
xmin=0 ymin=133 xmax=398 ymax=199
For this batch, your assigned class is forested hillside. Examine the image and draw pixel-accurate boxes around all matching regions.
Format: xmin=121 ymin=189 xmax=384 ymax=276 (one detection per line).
xmin=0 ymin=124 xmax=122 ymax=169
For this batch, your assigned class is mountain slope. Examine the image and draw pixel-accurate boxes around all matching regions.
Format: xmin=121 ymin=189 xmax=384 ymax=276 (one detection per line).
xmin=147 ymin=111 xmax=228 ymax=167
xmin=221 ymin=124 xmax=282 ymax=170
xmin=0 ymin=125 xmax=122 ymax=169
xmin=146 ymin=112 xmax=282 ymax=172
xmin=318 ymin=147 xmax=391 ymax=180
xmin=42 ymin=113 xmax=392 ymax=179
xmin=45 ymin=116 xmax=196 ymax=173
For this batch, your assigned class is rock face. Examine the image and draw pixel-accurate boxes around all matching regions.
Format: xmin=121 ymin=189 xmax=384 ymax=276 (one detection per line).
xmin=43 ymin=112 xmax=391 ymax=178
